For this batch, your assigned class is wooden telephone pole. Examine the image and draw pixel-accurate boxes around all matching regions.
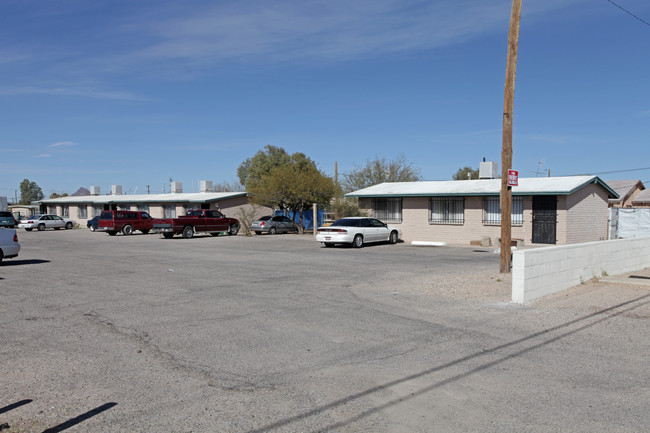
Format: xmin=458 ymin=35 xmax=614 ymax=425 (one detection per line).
xmin=500 ymin=0 xmax=522 ymax=273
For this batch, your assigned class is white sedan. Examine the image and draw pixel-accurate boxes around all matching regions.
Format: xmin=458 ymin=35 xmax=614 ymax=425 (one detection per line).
xmin=0 ymin=228 xmax=20 ymax=264
xmin=18 ymin=214 xmax=76 ymax=231
xmin=316 ymin=217 xmax=401 ymax=248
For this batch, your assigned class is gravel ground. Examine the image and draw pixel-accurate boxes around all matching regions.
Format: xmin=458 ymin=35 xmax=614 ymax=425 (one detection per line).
xmin=0 ymin=230 xmax=648 ymax=432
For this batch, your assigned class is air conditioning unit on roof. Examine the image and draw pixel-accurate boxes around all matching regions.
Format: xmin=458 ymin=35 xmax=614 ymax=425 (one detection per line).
xmin=170 ymin=182 xmax=183 ymax=194
xmin=199 ymin=180 xmax=213 ymax=193
xmin=479 ymin=161 xmax=499 ymax=179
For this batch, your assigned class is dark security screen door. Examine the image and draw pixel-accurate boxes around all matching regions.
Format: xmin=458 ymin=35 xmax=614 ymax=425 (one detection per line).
xmin=532 ymin=196 xmax=557 ymax=244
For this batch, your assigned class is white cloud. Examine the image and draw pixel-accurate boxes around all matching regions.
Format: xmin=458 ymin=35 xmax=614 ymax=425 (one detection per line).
xmin=0 ymin=86 xmax=148 ymax=101
xmin=50 ymin=141 xmax=76 ymax=148
xmin=36 ymin=153 xmax=52 ymax=158
xmin=126 ymin=0 xmax=588 ymax=65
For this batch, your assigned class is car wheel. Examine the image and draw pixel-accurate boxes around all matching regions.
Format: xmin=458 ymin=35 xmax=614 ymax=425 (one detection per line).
xmin=25 ymin=228 xmax=33 ymax=232
xmin=89 ymin=226 xmax=96 ymax=232
xmin=324 ymin=243 xmax=334 ymax=248
xmin=182 ymin=226 xmax=194 ymax=239
xmin=141 ymin=229 xmax=150 ymax=234
xmin=65 ymin=222 xmax=73 ymax=229
xmin=228 ymin=225 xmax=239 ymax=236
xmin=122 ymin=225 xmax=134 ymax=235
xmin=389 ymin=231 xmax=398 ymax=244
xmin=108 ymin=231 xmax=117 ymax=236
xmin=254 ymin=231 xmax=262 ymax=235
xmin=37 ymin=224 xmax=45 ymax=231
xmin=269 ymin=226 xmax=277 ymax=235
xmin=163 ymin=233 xmax=174 ymax=239
xmin=353 ymin=234 xmax=364 ymax=248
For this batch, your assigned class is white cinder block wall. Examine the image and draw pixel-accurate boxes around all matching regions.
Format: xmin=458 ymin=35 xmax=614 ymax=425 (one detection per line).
xmin=512 ymin=237 xmax=650 ymax=303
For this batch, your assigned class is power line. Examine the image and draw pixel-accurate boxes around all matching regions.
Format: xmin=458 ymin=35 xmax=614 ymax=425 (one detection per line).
xmin=607 ymin=0 xmax=650 ymax=27
xmin=589 ymin=166 xmax=650 ymax=175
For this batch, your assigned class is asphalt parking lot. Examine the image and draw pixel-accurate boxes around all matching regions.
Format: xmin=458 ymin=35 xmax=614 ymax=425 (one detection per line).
xmin=1 ymin=229 xmax=649 ymax=432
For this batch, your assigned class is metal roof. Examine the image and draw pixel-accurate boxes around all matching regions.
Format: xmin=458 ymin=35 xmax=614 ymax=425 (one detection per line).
xmin=346 ymin=175 xmax=619 ymax=198
xmin=36 ymin=191 xmax=248 ymax=205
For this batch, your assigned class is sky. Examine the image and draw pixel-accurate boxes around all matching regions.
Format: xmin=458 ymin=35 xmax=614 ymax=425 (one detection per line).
xmin=1 ymin=0 xmax=649 ymax=198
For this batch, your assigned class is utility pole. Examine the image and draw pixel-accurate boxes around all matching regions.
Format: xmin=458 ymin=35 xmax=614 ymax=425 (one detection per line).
xmin=334 ymin=161 xmax=340 ymax=220
xmin=500 ymin=0 xmax=522 ymax=273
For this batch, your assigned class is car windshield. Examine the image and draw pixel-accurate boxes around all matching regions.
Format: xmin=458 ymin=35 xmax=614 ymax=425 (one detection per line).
xmin=186 ymin=210 xmax=204 ymax=216
xmin=0 ymin=212 xmax=13 ymax=218
xmin=258 ymin=216 xmax=272 ymax=221
xmin=331 ymin=218 xmax=364 ymax=227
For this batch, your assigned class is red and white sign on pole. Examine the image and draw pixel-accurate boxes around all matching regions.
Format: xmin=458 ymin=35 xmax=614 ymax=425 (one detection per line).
xmin=507 ymin=169 xmax=518 ymax=187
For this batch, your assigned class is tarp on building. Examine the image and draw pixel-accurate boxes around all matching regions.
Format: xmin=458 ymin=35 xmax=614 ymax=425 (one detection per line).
xmin=611 ymin=208 xmax=650 ymax=239
xmin=275 ymin=209 xmax=324 ymax=230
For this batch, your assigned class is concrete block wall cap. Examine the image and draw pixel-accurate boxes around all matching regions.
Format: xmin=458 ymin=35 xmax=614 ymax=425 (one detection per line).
xmin=411 ymin=241 xmax=447 ymax=247
xmin=493 ymin=246 xmax=518 ymax=253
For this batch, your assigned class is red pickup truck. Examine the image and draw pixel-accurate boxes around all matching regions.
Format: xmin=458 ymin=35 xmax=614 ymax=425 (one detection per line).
xmin=152 ymin=209 xmax=240 ymax=239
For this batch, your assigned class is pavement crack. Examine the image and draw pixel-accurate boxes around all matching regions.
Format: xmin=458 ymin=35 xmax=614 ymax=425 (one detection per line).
xmin=81 ymin=310 xmax=272 ymax=392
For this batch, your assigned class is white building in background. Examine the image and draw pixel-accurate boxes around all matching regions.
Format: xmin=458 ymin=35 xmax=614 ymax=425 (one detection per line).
xmin=35 ymin=182 xmax=270 ymax=225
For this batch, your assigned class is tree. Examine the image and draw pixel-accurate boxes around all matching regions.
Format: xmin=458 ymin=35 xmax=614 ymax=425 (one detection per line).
xmin=237 ymin=145 xmax=292 ymax=189
xmin=340 ymin=154 xmax=421 ymax=193
xmin=452 ymin=166 xmax=479 ymax=180
xmin=329 ymin=197 xmax=364 ymax=219
xmin=248 ymin=159 xmax=336 ymax=234
xmin=213 ymin=181 xmax=245 ymax=192
xmin=19 ymin=179 xmax=44 ymax=204
xmin=49 ymin=192 xmax=69 ymax=199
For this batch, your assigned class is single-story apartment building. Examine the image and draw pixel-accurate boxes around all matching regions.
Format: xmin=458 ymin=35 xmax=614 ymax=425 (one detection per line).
xmin=35 ymin=184 xmax=271 ymax=228
xmin=346 ymin=175 xmax=618 ymax=246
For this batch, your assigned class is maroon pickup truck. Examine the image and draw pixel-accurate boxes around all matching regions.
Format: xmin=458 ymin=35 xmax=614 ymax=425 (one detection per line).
xmin=153 ymin=209 xmax=240 ymax=239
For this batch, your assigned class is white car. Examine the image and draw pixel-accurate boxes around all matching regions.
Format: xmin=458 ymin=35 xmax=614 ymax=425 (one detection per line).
xmin=18 ymin=214 xmax=76 ymax=231
xmin=316 ymin=217 xmax=401 ymax=248
xmin=0 ymin=228 xmax=20 ymax=264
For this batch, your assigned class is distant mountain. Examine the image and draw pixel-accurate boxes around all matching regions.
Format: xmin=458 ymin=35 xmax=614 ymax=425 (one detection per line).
xmin=71 ymin=187 xmax=90 ymax=196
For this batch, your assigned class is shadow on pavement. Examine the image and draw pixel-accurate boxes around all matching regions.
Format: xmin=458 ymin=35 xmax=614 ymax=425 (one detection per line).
xmin=1 ymin=259 xmax=50 ymax=266
xmin=41 ymin=402 xmax=117 ymax=433
xmin=0 ymin=399 xmax=33 ymax=415
xmin=249 ymin=293 xmax=650 ymax=432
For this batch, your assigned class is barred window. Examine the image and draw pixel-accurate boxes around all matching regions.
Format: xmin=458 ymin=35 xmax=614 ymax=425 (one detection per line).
xmin=483 ymin=196 xmax=523 ymax=226
xmin=138 ymin=204 xmax=150 ymax=213
xmin=430 ymin=197 xmax=464 ymax=224
xmin=78 ymin=205 xmax=87 ymax=219
xmin=163 ymin=205 xmax=176 ymax=218
xmin=372 ymin=198 xmax=402 ymax=223
xmin=62 ymin=205 xmax=69 ymax=218
xmin=93 ymin=206 xmax=103 ymax=217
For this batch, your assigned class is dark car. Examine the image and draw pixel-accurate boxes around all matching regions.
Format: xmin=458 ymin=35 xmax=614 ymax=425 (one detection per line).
xmin=0 ymin=211 xmax=17 ymax=228
xmin=251 ymin=215 xmax=297 ymax=235
xmin=87 ymin=216 xmax=100 ymax=231
xmin=98 ymin=210 xmax=153 ymax=235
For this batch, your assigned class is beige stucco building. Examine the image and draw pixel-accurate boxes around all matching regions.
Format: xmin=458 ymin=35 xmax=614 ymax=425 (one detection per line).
xmin=606 ymin=180 xmax=645 ymax=208
xmin=346 ymin=175 xmax=617 ymax=246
